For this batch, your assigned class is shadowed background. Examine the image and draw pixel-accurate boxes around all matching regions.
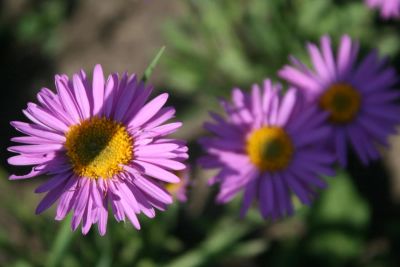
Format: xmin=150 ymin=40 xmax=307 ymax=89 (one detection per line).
xmin=1 ymin=0 xmax=400 ymax=266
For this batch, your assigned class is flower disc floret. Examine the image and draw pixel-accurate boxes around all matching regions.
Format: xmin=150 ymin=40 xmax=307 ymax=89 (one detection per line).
xmin=65 ymin=117 xmax=132 ymax=179
xmin=246 ymin=127 xmax=293 ymax=171
xmin=319 ymin=83 xmax=361 ymax=123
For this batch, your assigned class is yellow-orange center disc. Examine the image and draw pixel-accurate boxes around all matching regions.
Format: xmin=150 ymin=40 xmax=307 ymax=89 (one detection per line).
xmin=319 ymin=83 xmax=361 ymax=123
xmin=65 ymin=117 xmax=133 ymax=179
xmin=246 ymin=127 xmax=293 ymax=172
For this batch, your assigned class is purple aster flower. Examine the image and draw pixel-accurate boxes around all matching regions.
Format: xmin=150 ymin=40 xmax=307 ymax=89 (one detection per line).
xmin=8 ymin=64 xmax=188 ymax=235
xmin=279 ymin=35 xmax=400 ymax=166
xmin=199 ymin=80 xmax=335 ymax=219
xmin=365 ymin=0 xmax=400 ymax=19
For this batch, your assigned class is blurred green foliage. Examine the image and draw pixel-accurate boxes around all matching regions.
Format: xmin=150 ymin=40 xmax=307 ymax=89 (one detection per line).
xmin=0 ymin=0 xmax=71 ymax=54
xmin=1 ymin=167 xmax=386 ymax=267
xmin=16 ymin=1 xmax=65 ymax=50
xmin=1 ymin=0 xmax=400 ymax=267
xmin=163 ymin=0 xmax=400 ymax=97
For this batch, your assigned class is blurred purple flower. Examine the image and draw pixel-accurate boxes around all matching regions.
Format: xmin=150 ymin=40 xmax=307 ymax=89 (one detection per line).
xmin=8 ymin=64 xmax=188 ymax=235
xmin=279 ymin=35 xmax=400 ymax=166
xmin=199 ymin=80 xmax=335 ymax=220
xmin=365 ymin=0 xmax=400 ymax=19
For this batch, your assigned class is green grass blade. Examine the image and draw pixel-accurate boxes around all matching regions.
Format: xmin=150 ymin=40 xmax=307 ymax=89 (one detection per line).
xmin=141 ymin=46 xmax=166 ymax=83
xmin=46 ymin=215 xmax=74 ymax=267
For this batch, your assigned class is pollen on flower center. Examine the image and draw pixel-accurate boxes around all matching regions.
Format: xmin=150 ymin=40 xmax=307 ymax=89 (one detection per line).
xmin=246 ymin=127 xmax=293 ymax=172
xmin=320 ymin=83 xmax=361 ymax=123
xmin=65 ymin=117 xmax=133 ymax=179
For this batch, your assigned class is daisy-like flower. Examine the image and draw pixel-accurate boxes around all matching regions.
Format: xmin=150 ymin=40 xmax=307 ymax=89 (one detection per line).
xmin=8 ymin=64 xmax=188 ymax=235
xmin=365 ymin=0 xmax=400 ymax=19
xmin=279 ymin=35 xmax=400 ymax=166
xmin=199 ymin=80 xmax=335 ymax=219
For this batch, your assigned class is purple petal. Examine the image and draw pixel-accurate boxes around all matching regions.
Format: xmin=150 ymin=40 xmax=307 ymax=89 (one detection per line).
xmin=97 ymin=197 xmax=108 ymax=236
xmin=135 ymin=158 xmax=186 ymax=171
xmin=337 ymin=35 xmax=359 ymax=77
xmin=71 ymin=179 xmax=90 ymax=230
xmin=128 ymin=93 xmax=169 ymax=128
xmin=8 ymin=144 xmax=63 ymax=154
xmin=131 ymin=174 xmax=173 ymax=204
xmin=55 ymin=75 xmax=81 ymax=122
xmin=320 ymin=35 xmax=336 ymax=78
xmin=81 ymin=197 xmax=94 ymax=235
xmin=114 ymin=76 xmax=138 ymax=121
xmin=147 ymin=122 xmax=182 ymax=137
xmin=11 ymin=121 xmax=65 ymax=142
xmin=35 ymin=173 xmax=71 ymax=193
xmin=135 ymin=143 xmax=179 ymax=155
xmin=35 ymin=182 xmax=66 ymax=214
xmin=144 ymin=107 xmax=176 ymax=129
xmin=307 ymin=42 xmax=330 ymax=81
xmin=26 ymin=105 xmax=68 ymax=132
xmin=334 ymin=128 xmax=348 ymax=166
xmin=55 ymin=178 xmax=79 ymax=220
xmin=131 ymin=161 xmax=180 ymax=183
xmin=276 ymin=88 xmax=296 ymax=126
xmin=239 ymin=178 xmax=257 ymax=218
xmin=92 ymin=64 xmax=105 ymax=116
xmin=9 ymin=166 xmax=46 ymax=180
xmin=73 ymin=74 xmax=91 ymax=119
xmin=259 ymin=175 xmax=274 ymax=219
xmin=104 ymin=73 xmax=118 ymax=118
xmin=8 ymin=153 xmax=57 ymax=166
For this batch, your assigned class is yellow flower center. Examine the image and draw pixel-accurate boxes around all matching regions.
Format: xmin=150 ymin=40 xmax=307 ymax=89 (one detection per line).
xmin=65 ymin=117 xmax=133 ymax=179
xmin=319 ymin=83 xmax=361 ymax=123
xmin=246 ymin=127 xmax=293 ymax=172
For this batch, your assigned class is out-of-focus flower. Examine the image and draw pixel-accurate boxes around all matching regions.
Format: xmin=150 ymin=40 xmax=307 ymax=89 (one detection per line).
xmin=8 ymin=64 xmax=188 ymax=235
xmin=165 ymin=167 xmax=190 ymax=202
xmin=365 ymin=0 xmax=400 ymax=19
xmin=199 ymin=80 xmax=335 ymax=219
xmin=279 ymin=35 xmax=400 ymax=166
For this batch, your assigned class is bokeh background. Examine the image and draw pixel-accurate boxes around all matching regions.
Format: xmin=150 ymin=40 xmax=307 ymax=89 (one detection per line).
xmin=1 ymin=0 xmax=400 ymax=266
